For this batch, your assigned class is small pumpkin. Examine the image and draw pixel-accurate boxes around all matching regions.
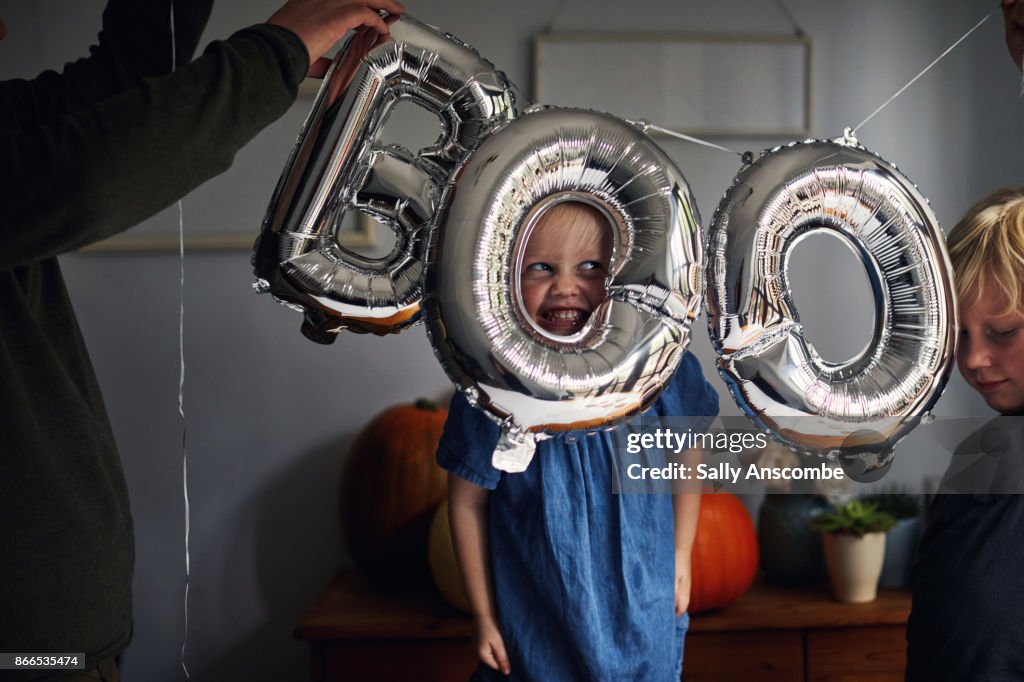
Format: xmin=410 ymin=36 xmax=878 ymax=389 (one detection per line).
xmin=428 ymin=499 xmax=471 ymax=612
xmin=688 ymin=489 xmax=759 ymax=614
xmin=343 ymin=398 xmax=449 ymax=587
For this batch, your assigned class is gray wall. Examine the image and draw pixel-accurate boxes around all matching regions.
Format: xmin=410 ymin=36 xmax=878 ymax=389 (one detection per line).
xmin=0 ymin=0 xmax=1018 ymax=679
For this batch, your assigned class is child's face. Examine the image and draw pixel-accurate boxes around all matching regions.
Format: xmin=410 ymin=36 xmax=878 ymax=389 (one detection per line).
xmin=957 ymin=275 xmax=1024 ymax=414
xmin=520 ymin=207 xmax=610 ymax=336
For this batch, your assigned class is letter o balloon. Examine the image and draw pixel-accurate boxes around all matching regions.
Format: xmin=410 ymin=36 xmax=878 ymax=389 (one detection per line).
xmin=423 ymin=107 xmax=704 ymax=471
xmin=706 ymin=135 xmax=957 ymax=465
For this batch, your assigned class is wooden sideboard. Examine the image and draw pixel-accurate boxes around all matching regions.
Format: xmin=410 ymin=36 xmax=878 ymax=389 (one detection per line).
xmin=683 ymin=581 xmax=910 ymax=681
xmin=296 ymin=572 xmax=911 ymax=682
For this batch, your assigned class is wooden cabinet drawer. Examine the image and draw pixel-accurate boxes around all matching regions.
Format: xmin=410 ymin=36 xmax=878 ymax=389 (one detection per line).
xmin=298 ymin=574 xmax=910 ymax=682
xmin=684 ymin=631 xmax=803 ymax=681
xmin=806 ymin=626 xmax=906 ymax=682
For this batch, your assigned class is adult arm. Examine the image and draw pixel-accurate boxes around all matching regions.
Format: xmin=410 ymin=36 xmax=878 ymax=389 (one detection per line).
xmin=0 ymin=0 xmax=213 ymax=129
xmin=1 ymin=24 xmax=307 ymax=269
xmin=448 ymin=473 xmax=511 ymax=676
xmin=0 ymin=0 xmax=404 ymax=270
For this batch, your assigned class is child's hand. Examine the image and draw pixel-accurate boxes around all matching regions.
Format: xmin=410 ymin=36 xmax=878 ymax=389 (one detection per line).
xmin=473 ymin=614 xmax=511 ymax=675
xmin=674 ymin=548 xmax=692 ymax=617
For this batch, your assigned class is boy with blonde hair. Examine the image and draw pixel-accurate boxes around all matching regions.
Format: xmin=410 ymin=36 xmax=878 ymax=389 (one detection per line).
xmin=907 ymin=186 xmax=1024 ymax=679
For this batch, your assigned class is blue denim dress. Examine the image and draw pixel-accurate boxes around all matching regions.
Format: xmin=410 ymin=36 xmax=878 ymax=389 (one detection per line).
xmin=438 ymin=352 xmax=719 ymax=681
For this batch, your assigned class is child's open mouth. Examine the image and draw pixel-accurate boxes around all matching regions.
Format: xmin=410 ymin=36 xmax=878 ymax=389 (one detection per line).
xmin=540 ymin=307 xmax=590 ymax=334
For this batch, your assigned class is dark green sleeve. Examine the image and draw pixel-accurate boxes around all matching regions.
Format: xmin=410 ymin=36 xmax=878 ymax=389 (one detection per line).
xmin=0 ymin=0 xmax=213 ymax=129
xmin=0 ymin=23 xmax=309 ymax=270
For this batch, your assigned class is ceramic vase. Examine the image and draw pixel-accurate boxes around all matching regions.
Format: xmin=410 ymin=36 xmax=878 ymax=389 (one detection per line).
xmin=822 ymin=532 xmax=887 ymax=603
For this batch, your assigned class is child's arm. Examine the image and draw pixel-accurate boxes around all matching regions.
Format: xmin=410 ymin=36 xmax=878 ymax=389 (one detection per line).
xmin=448 ymin=472 xmax=512 ymax=676
xmin=671 ymin=447 xmax=703 ymax=616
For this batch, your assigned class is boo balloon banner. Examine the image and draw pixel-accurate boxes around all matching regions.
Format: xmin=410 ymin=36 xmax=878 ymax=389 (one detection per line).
xmin=253 ymin=15 xmax=956 ymax=472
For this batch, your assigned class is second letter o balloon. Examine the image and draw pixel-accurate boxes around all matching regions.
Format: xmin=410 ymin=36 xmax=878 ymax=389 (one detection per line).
xmin=706 ymin=137 xmax=957 ymax=457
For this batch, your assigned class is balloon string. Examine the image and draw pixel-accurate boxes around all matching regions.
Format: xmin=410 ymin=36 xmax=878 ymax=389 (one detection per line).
xmin=634 ymin=122 xmax=744 ymax=158
xmin=541 ymin=0 xmax=570 ymax=33
xmin=852 ymin=8 xmax=994 ymax=136
xmin=772 ymin=0 xmax=805 ymax=36
xmin=178 ymin=195 xmax=191 ymax=682
xmin=170 ymin=2 xmax=193 ymax=679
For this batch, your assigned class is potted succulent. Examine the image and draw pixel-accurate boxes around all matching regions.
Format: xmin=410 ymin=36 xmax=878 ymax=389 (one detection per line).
xmin=810 ymin=500 xmax=897 ymax=603
xmin=860 ymin=488 xmax=923 ymax=588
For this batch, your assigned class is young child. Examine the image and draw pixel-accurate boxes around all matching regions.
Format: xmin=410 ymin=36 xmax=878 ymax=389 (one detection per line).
xmin=517 ymin=201 xmax=612 ymax=337
xmin=906 ymin=186 xmax=1024 ymax=679
xmin=438 ymin=201 xmax=719 ymax=680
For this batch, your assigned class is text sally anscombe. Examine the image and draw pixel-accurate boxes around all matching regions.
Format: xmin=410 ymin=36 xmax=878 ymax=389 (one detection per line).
xmin=621 ymin=427 xmax=845 ymax=484
xmin=624 ymin=460 xmax=845 ymax=484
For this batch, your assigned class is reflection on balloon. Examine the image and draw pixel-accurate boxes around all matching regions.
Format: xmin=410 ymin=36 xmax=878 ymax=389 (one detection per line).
xmin=706 ymin=133 xmax=957 ymax=457
xmin=254 ymin=10 xmax=954 ymax=470
xmin=253 ymin=15 xmax=518 ymax=341
xmin=423 ymin=106 xmax=704 ymax=471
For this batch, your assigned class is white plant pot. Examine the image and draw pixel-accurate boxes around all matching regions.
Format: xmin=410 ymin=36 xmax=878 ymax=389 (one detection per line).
xmin=822 ymin=532 xmax=887 ymax=603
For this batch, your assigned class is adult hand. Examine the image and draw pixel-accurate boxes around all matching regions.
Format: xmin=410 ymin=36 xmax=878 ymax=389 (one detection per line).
xmin=674 ymin=548 xmax=692 ymax=617
xmin=268 ymin=0 xmax=405 ymax=77
xmin=474 ymin=613 xmax=511 ymax=676
xmin=1003 ymin=0 xmax=1024 ymax=72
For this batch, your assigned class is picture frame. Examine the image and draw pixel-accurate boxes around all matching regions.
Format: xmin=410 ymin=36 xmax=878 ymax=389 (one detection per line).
xmin=533 ymin=32 xmax=812 ymax=137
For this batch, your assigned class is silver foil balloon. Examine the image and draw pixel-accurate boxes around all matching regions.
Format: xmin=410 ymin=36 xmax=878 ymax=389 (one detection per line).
xmin=424 ymin=107 xmax=704 ymax=471
xmin=253 ymin=15 xmax=517 ymax=341
xmin=706 ymin=132 xmax=957 ymax=460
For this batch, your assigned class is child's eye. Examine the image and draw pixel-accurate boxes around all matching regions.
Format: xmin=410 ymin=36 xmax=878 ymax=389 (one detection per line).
xmin=525 ymin=262 xmax=552 ymax=273
xmin=986 ymin=327 xmax=1020 ymax=342
xmin=579 ymin=261 xmax=604 ymax=272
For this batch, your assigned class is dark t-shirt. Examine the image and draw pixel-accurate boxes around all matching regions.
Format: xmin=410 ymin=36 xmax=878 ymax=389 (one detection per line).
xmin=906 ymin=418 xmax=1024 ymax=681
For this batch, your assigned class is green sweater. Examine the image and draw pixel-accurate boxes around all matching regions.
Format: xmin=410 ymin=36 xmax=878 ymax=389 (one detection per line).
xmin=0 ymin=2 xmax=308 ymax=677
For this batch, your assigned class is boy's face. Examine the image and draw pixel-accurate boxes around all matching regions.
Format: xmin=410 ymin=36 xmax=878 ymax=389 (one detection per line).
xmin=520 ymin=209 xmax=610 ymax=336
xmin=957 ymin=276 xmax=1024 ymax=414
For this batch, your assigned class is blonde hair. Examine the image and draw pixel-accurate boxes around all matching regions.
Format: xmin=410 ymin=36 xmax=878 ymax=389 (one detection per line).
xmin=532 ymin=201 xmax=612 ymax=263
xmin=947 ymin=186 xmax=1024 ymax=313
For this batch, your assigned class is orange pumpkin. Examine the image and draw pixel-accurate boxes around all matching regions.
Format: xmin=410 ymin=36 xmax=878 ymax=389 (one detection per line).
xmin=343 ymin=399 xmax=449 ymax=587
xmin=688 ymin=489 xmax=759 ymax=614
